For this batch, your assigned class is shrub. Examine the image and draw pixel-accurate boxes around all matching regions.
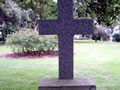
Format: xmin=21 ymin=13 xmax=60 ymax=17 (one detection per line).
xmin=93 ymin=30 xmax=109 ymax=41
xmin=6 ymin=29 xmax=58 ymax=54
xmin=112 ymin=27 xmax=120 ymax=42
xmin=112 ymin=33 xmax=120 ymax=42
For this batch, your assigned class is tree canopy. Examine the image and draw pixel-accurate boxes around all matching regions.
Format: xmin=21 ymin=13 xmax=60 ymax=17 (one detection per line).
xmin=0 ymin=0 xmax=57 ymax=40
xmin=74 ymin=0 xmax=120 ymax=26
xmin=12 ymin=0 xmax=57 ymax=19
xmin=0 ymin=0 xmax=120 ymax=38
xmin=0 ymin=0 xmax=24 ymax=37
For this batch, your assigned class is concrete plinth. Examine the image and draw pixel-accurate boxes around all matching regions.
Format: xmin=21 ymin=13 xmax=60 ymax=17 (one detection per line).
xmin=38 ymin=78 xmax=96 ymax=90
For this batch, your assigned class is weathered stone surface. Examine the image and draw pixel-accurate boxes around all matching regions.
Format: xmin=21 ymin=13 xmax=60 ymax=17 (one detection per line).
xmin=38 ymin=0 xmax=96 ymax=89
xmin=38 ymin=0 xmax=93 ymax=79
xmin=38 ymin=78 xmax=96 ymax=90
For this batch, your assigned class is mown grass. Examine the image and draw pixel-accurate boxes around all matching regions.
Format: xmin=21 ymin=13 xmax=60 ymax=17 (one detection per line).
xmin=0 ymin=40 xmax=120 ymax=90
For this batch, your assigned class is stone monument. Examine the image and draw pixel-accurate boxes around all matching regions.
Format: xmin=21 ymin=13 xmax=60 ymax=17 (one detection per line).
xmin=38 ymin=0 xmax=96 ymax=90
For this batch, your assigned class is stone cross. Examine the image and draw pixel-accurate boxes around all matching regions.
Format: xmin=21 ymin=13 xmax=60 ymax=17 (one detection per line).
xmin=38 ymin=0 xmax=93 ymax=79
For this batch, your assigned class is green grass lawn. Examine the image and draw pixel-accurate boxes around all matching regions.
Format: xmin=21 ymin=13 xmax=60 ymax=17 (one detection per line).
xmin=0 ymin=40 xmax=120 ymax=90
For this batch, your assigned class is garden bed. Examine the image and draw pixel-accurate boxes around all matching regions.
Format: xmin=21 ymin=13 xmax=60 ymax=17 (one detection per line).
xmin=0 ymin=51 xmax=58 ymax=60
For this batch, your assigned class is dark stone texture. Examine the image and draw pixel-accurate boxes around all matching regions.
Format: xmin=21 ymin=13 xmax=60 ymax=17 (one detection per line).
xmin=58 ymin=0 xmax=73 ymax=20
xmin=58 ymin=34 xmax=74 ymax=79
xmin=38 ymin=0 xmax=93 ymax=79
xmin=38 ymin=78 xmax=96 ymax=90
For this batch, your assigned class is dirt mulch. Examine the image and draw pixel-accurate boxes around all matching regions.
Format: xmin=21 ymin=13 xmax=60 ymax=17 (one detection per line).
xmin=0 ymin=51 xmax=58 ymax=60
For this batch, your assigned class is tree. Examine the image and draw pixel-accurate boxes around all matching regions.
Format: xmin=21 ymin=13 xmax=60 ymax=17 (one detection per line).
xmin=0 ymin=0 xmax=3 ymax=3
xmin=0 ymin=0 xmax=27 ymax=39
xmin=0 ymin=0 xmax=57 ymax=40
xmin=13 ymin=0 xmax=57 ymax=19
xmin=13 ymin=0 xmax=57 ymax=29
xmin=74 ymin=0 xmax=120 ymax=26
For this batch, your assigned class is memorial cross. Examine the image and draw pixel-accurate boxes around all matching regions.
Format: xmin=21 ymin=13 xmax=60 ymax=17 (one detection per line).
xmin=38 ymin=0 xmax=93 ymax=79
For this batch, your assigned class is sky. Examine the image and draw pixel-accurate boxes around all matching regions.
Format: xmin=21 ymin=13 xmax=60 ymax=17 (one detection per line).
xmin=53 ymin=0 xmax=57 ymax=2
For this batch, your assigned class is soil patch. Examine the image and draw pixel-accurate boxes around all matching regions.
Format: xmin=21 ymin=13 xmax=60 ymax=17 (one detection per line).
xmin=0 ymin=51 xmax=58 ymax=60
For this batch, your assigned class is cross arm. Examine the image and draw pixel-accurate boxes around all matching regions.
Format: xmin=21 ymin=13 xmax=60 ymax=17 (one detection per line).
xmin=38 ymin=20 xmax=58 ymax=35
xmin=72 ymin=19 xmax=93 ymax=34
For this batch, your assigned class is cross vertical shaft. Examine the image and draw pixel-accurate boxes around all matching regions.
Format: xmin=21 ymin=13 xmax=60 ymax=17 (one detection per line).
xmin=59 ymin=34 xmax=74 ymax=79
xmin=38 ymin=0 xmax=93 ymax=80
xmin=58 ymin=0 xmax=73 ymax=20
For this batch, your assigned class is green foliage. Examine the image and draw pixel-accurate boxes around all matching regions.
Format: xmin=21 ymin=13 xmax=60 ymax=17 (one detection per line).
xmin=0 ymin=0 xmax=4 ymax=3
xmin=0 ymin=0 xmax=57 ymax=41
xmin=0 ymin=0 xmax=28 ymax=39
xmin=112 ymin=33 xmax=120 ymax=42
xmin=6 ymin=29 xmax=58 ymax=54
xmin=20 ymin=9 xmax=28 ymax=27
xmin=93 ymin=29 xmax=109 ymax=41
xmin=0 ymin=0 xmax=22 ymax=26
xmin=74 ymin=0 xmax=120 ymax=26
xmin=14 ymin=0 xmax=57 ymax=19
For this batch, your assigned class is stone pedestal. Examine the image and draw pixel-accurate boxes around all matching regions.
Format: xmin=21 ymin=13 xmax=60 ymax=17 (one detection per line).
xmin=38 ymin=78 xmax=96 ymax=90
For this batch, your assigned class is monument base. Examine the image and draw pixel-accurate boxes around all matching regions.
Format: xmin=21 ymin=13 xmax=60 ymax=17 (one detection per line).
xmin=38 ymin=78 xmax=96 ymax=90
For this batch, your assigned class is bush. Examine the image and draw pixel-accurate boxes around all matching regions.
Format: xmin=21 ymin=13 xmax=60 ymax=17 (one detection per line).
xmin=93 ymin=30 xmax=109 ymax=41
xmin=6 ymin=29 xmax=58 ymax=54
xmin=112 ymin=33 xmax=120 ymax=42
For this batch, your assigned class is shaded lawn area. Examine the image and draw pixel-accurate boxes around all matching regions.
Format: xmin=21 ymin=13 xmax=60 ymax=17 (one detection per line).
xmin=0 ymin=40 xmax=120 ymax=90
